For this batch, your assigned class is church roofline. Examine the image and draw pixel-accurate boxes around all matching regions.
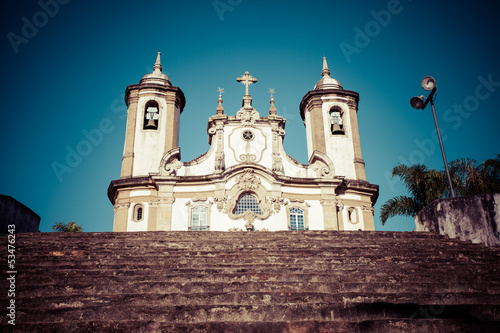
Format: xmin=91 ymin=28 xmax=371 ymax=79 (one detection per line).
xmin=299 ymin=89 xmax=359 ymax=121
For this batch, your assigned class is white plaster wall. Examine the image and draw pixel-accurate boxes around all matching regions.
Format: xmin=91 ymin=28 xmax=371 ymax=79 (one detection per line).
xmin=174 ymin=185 xmax=216 ymax=193
xmin=171 ymin=198 xmax=190 ymax=231
xmin=224 ymin=125 xmax=273 ymax=170
xmin=282 ymin=187 xmax=321 ymax=195
xmin=321 ymin=100 xmax=356 ymax=180
xmin=132 ymin=96 xmax=169 ymax=176
xmin=340 ymin=194 xmax=362 ymax=201
xmin=280 ymin=153 xmax=311 ymax=178
xmin=177 ymin=141 xmax=216 ymax=177
xmin=126 ymin=202 xmax=148 ymax=231
xmin=307 ymin=201 xmax=325 ymax=230
xmin=130 ymin=190 xmax=151 ymax=197
xmin=305 ymin=111 xmax=313 ymax=159
xmin=342 ymin=206 xmax=364 ymax=231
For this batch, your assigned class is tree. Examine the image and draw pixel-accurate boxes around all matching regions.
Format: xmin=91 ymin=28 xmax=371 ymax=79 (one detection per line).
xmin=52 ymin=221 xmax=83 ymax=232
xmin=380 ymin=154 xmax=500 ymax=225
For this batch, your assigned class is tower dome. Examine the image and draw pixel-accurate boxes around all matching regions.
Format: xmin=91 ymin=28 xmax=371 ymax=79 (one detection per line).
xmin=140 ymin=52 xmax=172 ymax=86
xmin=314 ymin=57 xmax=342 ymax=90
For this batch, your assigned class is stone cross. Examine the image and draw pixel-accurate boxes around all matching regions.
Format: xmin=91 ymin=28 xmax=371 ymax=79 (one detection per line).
xmin=237 ymin=72 xmax=258 ymax=96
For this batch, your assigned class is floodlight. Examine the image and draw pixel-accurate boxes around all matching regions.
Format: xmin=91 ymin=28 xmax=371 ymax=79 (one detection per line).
xmin=410 ymin=95 xmax=425 ymax=109
xmin=421 ymin=76 xmax=436 ymax=91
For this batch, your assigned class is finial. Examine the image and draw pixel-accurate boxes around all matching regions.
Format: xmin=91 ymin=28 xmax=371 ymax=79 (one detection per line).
xmin=269 ymin=88 xmax=277 ymax=115
xmin=236 ymin=71 xmax=258 ymax=107
xmin=216 ymin=87 xmax=224 ymax=114
xmin=321 ymin=56 xmax=330 ymax=77
xmin=153 ymin=51 xmax=162 ymax=73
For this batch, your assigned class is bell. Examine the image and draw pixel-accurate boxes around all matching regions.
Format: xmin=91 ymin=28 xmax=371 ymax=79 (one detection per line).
xmin=332 ymin=123 xmax=344 ymax=134
xmin=145 ymin=118 xmax=157 ymax=129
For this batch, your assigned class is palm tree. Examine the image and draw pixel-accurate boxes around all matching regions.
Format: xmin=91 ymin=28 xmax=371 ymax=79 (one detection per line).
xmin=52 ymin=221 xmax=83 ymax=232
xmin=380 ymin=164 xmax=447 ymax=225
xmin=450 ymin=155 xmax=500 ymax=196
xmin=381 ymin=154 xmax=500 ymax=225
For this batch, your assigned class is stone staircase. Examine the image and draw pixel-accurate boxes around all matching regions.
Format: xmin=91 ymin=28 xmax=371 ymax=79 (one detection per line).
xmin=1 ymin=231 xmax=499 ymax=332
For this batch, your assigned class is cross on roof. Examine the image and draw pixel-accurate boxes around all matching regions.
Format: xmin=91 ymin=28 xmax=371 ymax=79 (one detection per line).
xmin=236 ymin=71 xmax=258 ymax=96
xmin=217 ymin=87 xmax=225 ymax=94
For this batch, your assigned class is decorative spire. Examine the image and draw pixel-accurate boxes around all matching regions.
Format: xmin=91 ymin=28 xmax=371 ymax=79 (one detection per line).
xmin=236 ymin=71 xmax=258 ymax=107
xmin=216 ymin=87 xmax=224 ymax=114
xmin=268 ymin=88 xmax=277 ymax=115
xmin=153 ymin=51 xmax=162 ymax=74
xmin=321 ymin=56 xmax=330 ymax=77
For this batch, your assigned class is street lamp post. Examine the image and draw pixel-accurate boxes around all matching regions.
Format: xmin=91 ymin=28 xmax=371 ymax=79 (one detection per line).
xmin=410 ymin=76 xmax=456 ymax=198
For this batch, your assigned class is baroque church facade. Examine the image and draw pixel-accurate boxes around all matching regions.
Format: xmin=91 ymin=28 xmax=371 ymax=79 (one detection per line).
xmin=108 ymin=53 xmax=378 ymax=232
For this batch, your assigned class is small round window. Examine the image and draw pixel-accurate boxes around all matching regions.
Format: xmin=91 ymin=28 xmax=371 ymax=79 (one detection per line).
xmin=242 ymin=130 xmax=254 ymax=141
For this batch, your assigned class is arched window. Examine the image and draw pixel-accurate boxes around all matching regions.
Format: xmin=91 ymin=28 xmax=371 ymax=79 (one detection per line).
xmin=234 ymin=193 xmax=262 ymax=215
xmin=329 ymin=106 xmax=344 ymax=135
xmin=144 ymin=100 xmax=159 ymax=130
xmin=289 ymin=207 xmax=305 ymax=230
xmin=348 ymin=207 xmax=358 ymax=224
xmin=133 ymin=204 xmax=144 ymax=222
xmin=191 ymin=206 xmax=208 ymax=231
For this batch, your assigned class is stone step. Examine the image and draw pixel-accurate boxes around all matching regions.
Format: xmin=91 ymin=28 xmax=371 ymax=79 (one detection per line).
xmin=3 ymin=230 xmax=499 ymax=330
xmin=13 ymin=237 xmax=489 ymax=250
xmin=12 ymin=279 xmax=500 ymax=299
xmin=7 ymin=302 xmax=500 ymax=323
xmin=3 ymin=319 xmax=499 ymax=333
xmin=7 ymin=291 xmax=500 ymax=309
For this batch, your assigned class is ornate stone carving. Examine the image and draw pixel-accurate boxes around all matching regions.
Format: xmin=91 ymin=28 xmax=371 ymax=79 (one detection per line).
xmin=159 ymin=147 xmax=183 ymax=176
xmin=235 ymin=169 xmax=261 ymax=191
xmin=272 ymin=153 xmax=283 ymax=173
xmin=215 ymin=151 xmax=225 ymax=171
xmin=308 ymin=151 xmax=335 ymax=178
xmin=236 ymin=108 xmax=259 ymax=126
xmin=238 ymin=153 xmax=257 ymax=163
xmin=362 ymin=205 xmax=375 ymax=214
xmin=113 ymin=203 xmax=130 ymax=212
xmin=223 ymin=169 xmax=274 ymax=224
xmin=214 ymin=196 xmax=227 ymax=212
xmin=158 ymin=197 xmax=175 ymax=204
xmin=164 ymin=160 xmax=182 ymax=176
xmin=270 ymin=197 xmax=285 ymax=212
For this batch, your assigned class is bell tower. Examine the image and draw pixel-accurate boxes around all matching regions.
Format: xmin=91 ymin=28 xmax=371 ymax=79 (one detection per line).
xmin=120 ymin=52 xmax=185 ymax=178
xmin=300 ymin=57 xmax=366 ymax=181
xmin=109 ymin=52 xmax=185 ymax=232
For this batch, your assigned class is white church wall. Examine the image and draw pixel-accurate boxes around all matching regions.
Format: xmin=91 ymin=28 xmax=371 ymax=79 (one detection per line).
xmin=342 ymin=206 xmax=364 ymax=231
xmin=126 ymin=202 xmax=148 ymax=231
xmin=321 ymin=100 xmax=356 ymax=180
xmin=306 ymin=201 xmax=325 ymax=230
xmin=178 ymin=142 xmax=216 ymax=177
xmin=280 ymin=153 xmax=310 ymax=178
xmin=171 ymin=198 xmax=190 ymax=231
xmin=224 ymin=125 xmax=273 ymax=170
xmin=174 ymin=184 xmax=216 ymax=193
xmin=282 ymin=186 xmax=321 ymax=195
xmin=132 ymin=96 xmax=169 ymax=176
xmin=305 ymin=111 xmax=313 ymax=160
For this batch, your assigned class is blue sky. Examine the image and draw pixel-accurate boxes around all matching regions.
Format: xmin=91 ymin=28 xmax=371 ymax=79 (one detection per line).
xmin=1 ymin=0 xmax=499 ymax=232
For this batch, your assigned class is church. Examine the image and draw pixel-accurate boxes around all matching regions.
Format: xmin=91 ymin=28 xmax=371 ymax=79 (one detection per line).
xmin=107 ymin=53 xmax=379 ymax=232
